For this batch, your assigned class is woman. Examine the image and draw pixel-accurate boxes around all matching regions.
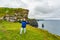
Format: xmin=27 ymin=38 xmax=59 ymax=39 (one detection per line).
xmin=20 ymin=18 xmax=27 ymax=34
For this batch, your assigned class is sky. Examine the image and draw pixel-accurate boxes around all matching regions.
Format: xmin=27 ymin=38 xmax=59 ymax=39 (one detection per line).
xmin=0 ymin=0 xmax=27 ymax=8
xmin=0 ymin=0 xmax=60 ymax=19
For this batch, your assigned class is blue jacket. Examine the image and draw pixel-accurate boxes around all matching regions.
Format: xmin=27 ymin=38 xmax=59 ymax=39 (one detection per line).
xmin=21 ymin=21 xmax=27 ymax=28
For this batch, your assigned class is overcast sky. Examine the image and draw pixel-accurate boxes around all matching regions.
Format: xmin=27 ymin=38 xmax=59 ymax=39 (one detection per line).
xmin=0 ymin=0 xmax=60 ymax=19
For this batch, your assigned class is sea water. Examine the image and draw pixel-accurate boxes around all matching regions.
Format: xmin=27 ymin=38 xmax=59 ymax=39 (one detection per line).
xmin=37 ymin=20 xmax=60 ymax=36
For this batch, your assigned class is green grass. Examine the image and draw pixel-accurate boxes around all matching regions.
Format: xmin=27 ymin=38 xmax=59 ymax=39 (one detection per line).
xmin=0 ymin=7 xmax=28 ymax=17
xmin=0 ymin=21 xmax=60 ymax=40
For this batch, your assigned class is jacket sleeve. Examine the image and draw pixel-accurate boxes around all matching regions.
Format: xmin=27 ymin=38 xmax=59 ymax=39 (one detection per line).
xmin=26 ymin=21 xmax=29 ymax=24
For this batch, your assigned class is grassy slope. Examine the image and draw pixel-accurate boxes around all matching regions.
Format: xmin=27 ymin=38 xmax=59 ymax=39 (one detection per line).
xmin=0 ymin=8 xmax=28 ymax=17
xmin=0 ymin=21 xmax=60 ymax=40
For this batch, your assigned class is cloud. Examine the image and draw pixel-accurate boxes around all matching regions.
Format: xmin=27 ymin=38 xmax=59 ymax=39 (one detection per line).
xmin=0 ymin=0 xmax=60 ymax=19
xmin=26 ymin=0 xmax=60 ymax=19
xmin=0 ymin=0 xmax=27 ymax=8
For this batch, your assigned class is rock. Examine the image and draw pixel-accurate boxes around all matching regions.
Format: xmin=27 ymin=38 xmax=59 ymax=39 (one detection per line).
xmin=0 ymin=17 xmax=4 ymax=20
xmin=0 ymin=8 xmax=29 ymax=22
xmin=28 ymin=19 xmax=38 ymax=28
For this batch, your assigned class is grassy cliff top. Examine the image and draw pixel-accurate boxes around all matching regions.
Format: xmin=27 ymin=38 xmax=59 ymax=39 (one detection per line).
xmin=0 ymin=7 xmax=29 ymax=17
xmin=0 ymin=21 xmax=60 ymax=40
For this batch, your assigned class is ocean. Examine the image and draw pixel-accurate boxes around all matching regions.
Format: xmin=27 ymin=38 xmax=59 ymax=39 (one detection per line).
xmin=37 ymin=20 xmax=60 ymax=36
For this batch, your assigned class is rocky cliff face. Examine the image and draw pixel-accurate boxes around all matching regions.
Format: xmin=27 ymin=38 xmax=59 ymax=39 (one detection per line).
xmin=0 ymin=8 xmax=29 ymax=22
